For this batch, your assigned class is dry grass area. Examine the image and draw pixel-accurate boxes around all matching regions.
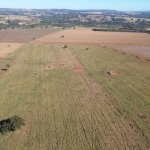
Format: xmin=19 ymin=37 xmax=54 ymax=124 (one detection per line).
xmin=0 ymin=44 xmax=150 ymax=150
xmin=0 ymin=42 xmax=23 ymax=58
xmin=0 ymin=28 xmax=62 ymax=43
xmin=33 ymin=27 xmax=150 ymax=45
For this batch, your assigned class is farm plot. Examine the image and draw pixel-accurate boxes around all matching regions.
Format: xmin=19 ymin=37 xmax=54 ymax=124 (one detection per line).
xmin=106 ymin=44 xmax=150 ymax=59
xmin=33 ymin=27 xmax=150 ymax=45
xmin=0 ymin=28 xmax=62 ymax=43
xmin=0 ymin=42 xmax=23 ymax=58
xmin=0 ymin=44 xmax=150 ymax=150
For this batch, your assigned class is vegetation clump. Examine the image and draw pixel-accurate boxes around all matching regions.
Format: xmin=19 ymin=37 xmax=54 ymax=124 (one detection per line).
xmin=62 ymin=45 xmax=67 ymax=48
xmin=0 ymin=116 xmax=25 ymax=135
xmin=1 ymin=64 xmax=10 ymax=71
xmin=6 ymin=64 xmax=10 ymax=69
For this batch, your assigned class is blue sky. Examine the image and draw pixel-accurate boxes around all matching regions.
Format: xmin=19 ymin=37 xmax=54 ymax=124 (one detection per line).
xmin=0 ymin=0 xmax=150 ymax=11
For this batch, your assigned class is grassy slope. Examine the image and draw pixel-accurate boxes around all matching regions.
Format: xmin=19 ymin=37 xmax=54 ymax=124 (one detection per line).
xmin=0 ymin=44 xmax=150 ymax=149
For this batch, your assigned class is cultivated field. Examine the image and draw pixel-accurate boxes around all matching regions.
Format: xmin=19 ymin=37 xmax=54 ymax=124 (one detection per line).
xmin=0 ymin=28 xmax=62 ymax=43
xmin=0 ymin=43 xmax=150 ymax=150
xmin=0 ymin=43 xmax=23 ymax=58
xmin=106 ymin=44 xmax=150 ymax=59
xmin=33 ymin=27 xmax=150 ymax=59
xmin=33 ymin=27 xmax=150 ymax=45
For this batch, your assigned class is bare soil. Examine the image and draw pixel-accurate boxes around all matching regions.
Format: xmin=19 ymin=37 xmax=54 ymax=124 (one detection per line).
xmin=33 ymin=27 xmax=150 ymax=45
xmin=108 ymin=71 xmax=119 ymax=76
xmin=48 ymin=63 xmax=64 ymax=69
xmin=106 ymin=44 xmax=150 ymax=59
xmin=0 ymin=28 xmax=62 ymax=43
xmin=74 ymin=67 xmax=84 ymax=73
xmin=0 ymin=42 xmax=23 ymax=58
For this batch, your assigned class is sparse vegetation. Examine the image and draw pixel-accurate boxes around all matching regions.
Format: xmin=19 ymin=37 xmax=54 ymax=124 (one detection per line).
xmin=5 ymin=64 xmax=10 ymax=69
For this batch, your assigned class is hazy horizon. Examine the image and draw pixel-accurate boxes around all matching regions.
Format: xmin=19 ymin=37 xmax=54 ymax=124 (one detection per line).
xmin=0 ymin=0 xmax=150 ymax=11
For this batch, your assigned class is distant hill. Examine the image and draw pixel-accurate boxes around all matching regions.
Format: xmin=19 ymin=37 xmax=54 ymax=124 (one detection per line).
xmin=49 ymin=9 xmax=117 ymax=13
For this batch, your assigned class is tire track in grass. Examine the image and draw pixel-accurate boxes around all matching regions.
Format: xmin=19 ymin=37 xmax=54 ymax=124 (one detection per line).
xmin=51 ymin=46 xmax=93 ymax=149
xmin=63 ymin=49 xmax=122 ymax=150
xmin=64 ymin=49 xmax=121 ymax=149
xmin=53 ymin=46 xmax=88 ymax=150
xmin=62 ymin=50 xmax=108 ymax=148
xmin=59 ymin=48 xmax=119 ymax=149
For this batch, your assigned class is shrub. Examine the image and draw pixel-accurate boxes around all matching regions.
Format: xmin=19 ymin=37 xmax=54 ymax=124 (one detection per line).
xmin=6 ymin=64 xmax=10 ymax=68
xmin=0 ymin=116 xmax=25 ymax=135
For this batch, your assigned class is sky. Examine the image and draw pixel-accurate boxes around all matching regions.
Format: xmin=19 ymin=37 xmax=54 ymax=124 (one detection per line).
xmin=0 ymin=0 xmax=150 ymax=11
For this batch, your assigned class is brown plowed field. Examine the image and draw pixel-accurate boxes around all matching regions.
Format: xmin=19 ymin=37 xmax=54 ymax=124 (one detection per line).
xmin=0 ymin=28 xmax=62 ymax=43
xmin=0 ymin=42 xmax=23 ymax=58
xmin=33 ymin=27 xmax=150 ymax=45
xmin=106 ymin=44 xmax=150 ymax=59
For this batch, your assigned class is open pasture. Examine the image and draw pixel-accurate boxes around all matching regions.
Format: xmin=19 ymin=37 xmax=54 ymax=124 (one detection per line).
xmin=0 ymin=28 xmax=62 ymax=43
xmin=0 ymin=43 xmax=150 ymax=150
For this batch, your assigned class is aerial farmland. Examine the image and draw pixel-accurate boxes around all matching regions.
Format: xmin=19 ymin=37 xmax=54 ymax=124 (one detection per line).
xmin=0 ymin=8 xmax=150 ymax=150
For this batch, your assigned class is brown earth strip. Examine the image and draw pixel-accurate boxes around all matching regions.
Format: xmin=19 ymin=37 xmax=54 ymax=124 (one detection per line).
xmin=0 ymin=28 xmax=62 ymax=43
xmin=0 ymin=42 xmax=23 ymax=58
xmin=33 ymin=27 xmax=150 ymax=45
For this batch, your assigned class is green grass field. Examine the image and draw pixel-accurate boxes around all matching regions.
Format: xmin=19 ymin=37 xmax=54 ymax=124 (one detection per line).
xmin=0 ymin=44 xmax=150 ymax=150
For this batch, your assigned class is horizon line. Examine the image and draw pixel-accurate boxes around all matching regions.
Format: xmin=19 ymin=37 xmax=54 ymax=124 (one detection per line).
xmin=0 ymin=7 xmax=150 ymax=12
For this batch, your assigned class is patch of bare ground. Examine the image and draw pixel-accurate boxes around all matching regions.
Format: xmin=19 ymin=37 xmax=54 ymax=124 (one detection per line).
xmin=0 ymin=43 xmax=23 ymax=58
xmin=33 ymin=27 xmax=150 ymax=45
xmin=108 ymin=71 xmax=119 ymax=76
xmin=48 ymin=63 xmax=64 ymax=69
xmin=74 ymin=67 xmax=84 ymax=73
xmin=0 ymin=28 xmax=62 ymax=43
xmin=106 ymin=44 xmax=150 ymax=60
xmin=21 ymin=122 xmax=29 ymax=137
xmin=55 ymin=47 xmax=147 ymax=149
xmin=14 ymin=59 xmax=25 ymax=64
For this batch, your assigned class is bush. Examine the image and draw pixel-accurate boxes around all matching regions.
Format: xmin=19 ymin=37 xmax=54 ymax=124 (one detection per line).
xmin=6 ymin=64 xmax=10 ymax=68
xmin=0 ymin=116 xmax=25 ymax=135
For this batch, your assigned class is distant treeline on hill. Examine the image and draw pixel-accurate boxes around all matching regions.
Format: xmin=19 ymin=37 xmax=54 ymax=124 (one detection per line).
xmin=92 ymin=28 xmax=149 ymax=33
